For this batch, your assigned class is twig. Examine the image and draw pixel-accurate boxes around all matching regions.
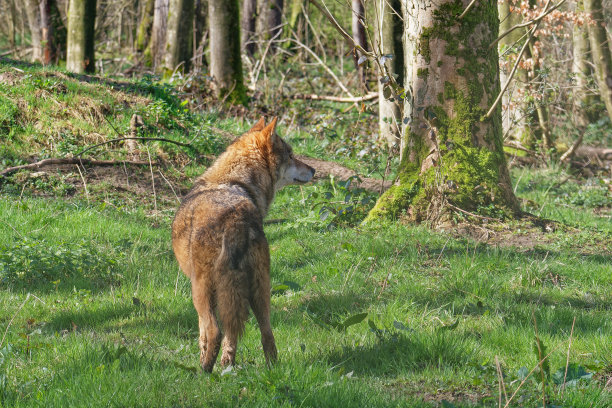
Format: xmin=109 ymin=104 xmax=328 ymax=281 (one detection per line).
xmin=504 ymin=141 xmax=537 ymax=155
xmin=146 ymin=146 xmax=157 ymax=212
xmin=561 ymin=317 xmax=576 ymax=397
xmin=458 ymin=0 xmax=479 ymax=19
xmin=1 ymin=293 xmax=32 ymax=349
xmin=560 ymin=129 xmax=585 ymax=162
xmin=532 ymin=312 xmax=548 ymax=408
xmin=503 ymin=339 xmax=566 ymax=408
xmin=292 ymin=37 xmax=355 ymax=99
xmin=158 ymin=169 xmax=180 ymax=203
xmin=495 ymin=356 xmax=508 ymax=407
xmin=447 ymin=202 xmax=499 ymax=221
xmin=0 ymin=218 xmax=24 ymax=238
xmin=75 ymin=136 xmax=192 ymax=157
xmin=0 ymin=158 xmax=152 ymax=178
xmin=292 ymin=93 xmax=377 ymax=103
xmin=485 ymin=25 xmax=538 ymax=119
xmin=489 ymin=0 xmax=566 ymax=49
xmin=75 ymin=164 xmax=90 ymax=204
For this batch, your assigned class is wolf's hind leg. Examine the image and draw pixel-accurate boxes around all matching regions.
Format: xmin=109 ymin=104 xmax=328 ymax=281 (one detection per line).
xmin=249 ymin=244 xmax=277 ymax=366
xmin=192 ymin=274 xmax=221 ymax=372
xmin=218 ymin=273 xmax=249 ymax=367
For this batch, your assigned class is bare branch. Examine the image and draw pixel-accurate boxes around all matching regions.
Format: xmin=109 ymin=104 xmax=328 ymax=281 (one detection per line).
xmin=293 ymin=93 xmax=378 ymax=102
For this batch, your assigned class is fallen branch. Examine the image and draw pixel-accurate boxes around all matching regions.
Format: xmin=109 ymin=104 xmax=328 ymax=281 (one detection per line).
xmin=504 ymin=141 xmax=537 ymax=155
xmin=293 ymin=93 xmax=378 ymax=103
xmin=0 ymin=158 xmax=153 ymax=178
xmin=75 ymin=136 xmax=192 ymax=157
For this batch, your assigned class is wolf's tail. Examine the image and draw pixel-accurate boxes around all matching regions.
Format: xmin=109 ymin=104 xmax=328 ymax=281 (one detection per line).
xmin=214 ymin=225 xmax=250 ymax=338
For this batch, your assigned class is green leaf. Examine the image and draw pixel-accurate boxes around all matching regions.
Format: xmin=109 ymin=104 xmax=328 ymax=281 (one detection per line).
xmin=341 ymin=313 xmax=368 ymax=330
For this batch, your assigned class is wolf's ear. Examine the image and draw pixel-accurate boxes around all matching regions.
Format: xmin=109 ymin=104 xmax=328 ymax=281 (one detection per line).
xmin=261 ymin=116 xmax=278 ymax=138
xmin=249 ymin=117 xmax=266 ymax=133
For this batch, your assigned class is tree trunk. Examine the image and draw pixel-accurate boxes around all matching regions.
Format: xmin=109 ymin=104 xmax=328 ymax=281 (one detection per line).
xmin=571 ymin=0 xmax=598 ymax=125
xmin=497 ymin=0 xmax=531 ymax=142
xmin=164 ymin=0 xmax=194 ymax=74
xmin=351 ymin=0 xmax=368 ymax=88
xmin=147 ymin=0 xmax=169 ymax=69
xmin=209 ymin=0 xmax=247 ymax=105
xmin=375 ymin=0 xmax=402 ymax=146
xmin=66 ymin=0 xmax=96 ymax=73
xmin=584 ymin=0 xmax=612 ymax=122
xmin=135 ymin=0 xmax=155 ymax=52
xmin=25 ymin=0 xmax=43 ymax=62
xmin=266 ymin=0 xmax=283 ymax=51
xmin=367 ymin=0 xmax=520 ymax=222
xmin=242 ymin=0 xmax=257 ymax=55
xmin=39 ymin=0 xmax=58 ymax=64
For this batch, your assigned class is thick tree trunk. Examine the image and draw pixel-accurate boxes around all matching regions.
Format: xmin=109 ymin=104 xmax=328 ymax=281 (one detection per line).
xmin=367 ymin=0 xmax=520 ymax=222
xmin=66 ymin=0 xmax=97 ymax=73
xmin=164 ymin=0 xmax=194 ymax=74
xmin=135 ymin=0 xmax=155 ymax=52
xmin=209 ymin=0 xmax=247 ymax=105
xmin=375 ymin=0 xmax=402 ymax=146
xmin=242 ymin=0 xmax=257 ymax=55
xmin=147 ymin=0 xmax=169 ymax=69
xmin=25 ymin=0 xmax=42 ymax=62
xmin=584 ymin=0 xmax=612 ymax=122
xmin=351 ymin=0 xmax=368 ymax=88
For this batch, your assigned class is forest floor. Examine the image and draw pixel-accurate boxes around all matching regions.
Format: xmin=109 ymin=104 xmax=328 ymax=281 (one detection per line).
xmin=0 ymin=59 xmax=611 ymax=407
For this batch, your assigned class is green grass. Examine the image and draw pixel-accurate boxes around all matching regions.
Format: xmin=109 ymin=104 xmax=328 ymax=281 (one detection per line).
xmin=0 ymin=60 xmax=610 ymax=407
xmin=0 ymin=174 xmax=610 ymax=406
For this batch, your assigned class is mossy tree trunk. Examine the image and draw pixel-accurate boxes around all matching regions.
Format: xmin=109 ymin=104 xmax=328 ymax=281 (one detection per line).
xmin=66 ymin=0 xmax=97 ymax=73
xmin=135 ymin=0 xmax=154 ymax=52
xmin=584 ymin=0 xmax=612 ymax=122
xmin=164 ymin=0 xmax=194 ymax=74
xmin=572 ymin=0 xmax=598 ymax=125
xmin=375 ymin=0 xmax=403 ymax=146
xmin=242 ymin=0 xmax=257 ymax=55
xmin=209 ymin=0 xmax=247 ymax=105
xmin=367 ymin=0 xmax=520 ymax=222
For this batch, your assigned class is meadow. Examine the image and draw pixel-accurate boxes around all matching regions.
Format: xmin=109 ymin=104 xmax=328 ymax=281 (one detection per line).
xmin=0 ymin=59 xmax=610 ymax=407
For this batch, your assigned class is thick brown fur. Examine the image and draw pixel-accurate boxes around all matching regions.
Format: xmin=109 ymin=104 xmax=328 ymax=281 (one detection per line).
xmin=172 ymin=117 xmax=315 ymax=372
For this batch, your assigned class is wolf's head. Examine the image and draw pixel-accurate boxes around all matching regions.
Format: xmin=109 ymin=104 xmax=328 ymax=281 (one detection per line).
xmin=248 ymin=117 xmax=315 ymax=191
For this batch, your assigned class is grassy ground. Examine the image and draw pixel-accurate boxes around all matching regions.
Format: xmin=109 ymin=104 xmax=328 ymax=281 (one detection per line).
xmin=1 ymin=60 xmax=611 ymax=407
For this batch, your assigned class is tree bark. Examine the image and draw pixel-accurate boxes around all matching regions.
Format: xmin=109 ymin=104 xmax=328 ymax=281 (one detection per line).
xmin=266 ymin=0 xmax=283 ymax=52
xmin=147 ymin=0 xmax=169 ymax=69
xmin=164 ymin=0 xmax=194 ymax=74
xmin=25 ymin=0 xmax=42 ymax=62
xmin=39 ymin=0 xmax=58 ymax=64
xmin=135 ymin=0 xmax=155 ymax=52
xmin=367 ymin=0 xmax=520 ymax=222
xmin=374 ymin=0 xmax=402 ymax=146
xmin=351 ymin=0 xmax=368 ymax=88
xmin=584 ymin=0 xmax=612 ymax=122
xmin=66 ymin=0 xmax=96 ymax=73
xmin=209 ymin=0 xmax=247 ymax=105
xmin=242 ymin=0 xmax=257 ymax=55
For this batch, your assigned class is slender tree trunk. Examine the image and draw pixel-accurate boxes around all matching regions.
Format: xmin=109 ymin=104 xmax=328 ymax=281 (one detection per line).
xmin=164 ymin=0 xmax=194 ymax=74
xmin=66 ymin=0 xmax=97 ymax=73
xmin=25 ymin=0 xmax=42 ymax=61
xmin=147 ymin=0 xmax=169 ymax=69
xmin=135 ymin=0 xmax=155 ymax=52
xmin=209 ymin=0 xmax=247 ymax=105
xmin=242 ymin=0 xmax=257 ymax=55
xmin=351 ymin=0 xmax=368 ymax=88
xmin=266 ymin=0 xmax=283 ymax=51
xmin=584 ymin=0 xmax=612 ymax=122
xmin=367 ymin=0 xmax=520 ymax=222
xmin=375 ymin=0 xmax=402 ymax=146
xmin=39 ymin=0 xmax=58 ymax=64
xmin=497 ymin=0 xmax=531 ymax=142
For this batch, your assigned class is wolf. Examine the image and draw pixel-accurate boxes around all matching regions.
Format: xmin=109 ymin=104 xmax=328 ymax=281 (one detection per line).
xmin=172 ymin=117 xmax=315 ymax=372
